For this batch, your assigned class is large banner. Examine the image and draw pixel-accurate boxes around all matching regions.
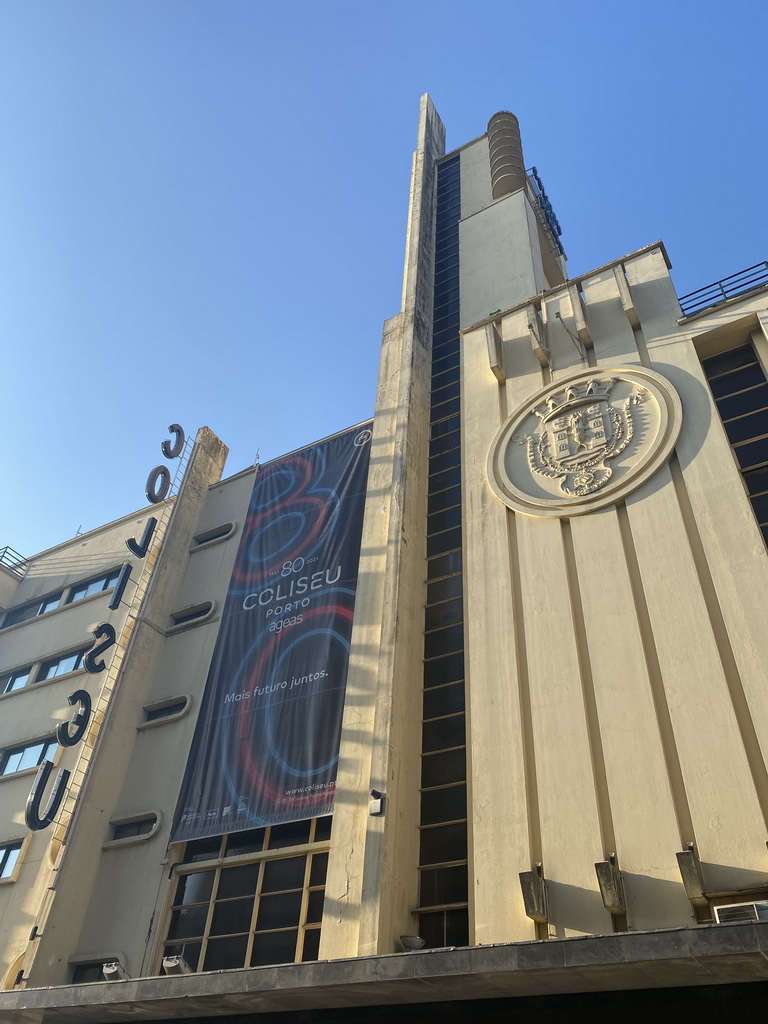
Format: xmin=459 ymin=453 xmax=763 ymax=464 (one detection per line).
xmin=172 ymin=423 xmax=372 ymax=843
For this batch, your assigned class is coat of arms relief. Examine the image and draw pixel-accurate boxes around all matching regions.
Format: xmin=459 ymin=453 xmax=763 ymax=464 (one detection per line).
xmin=517 ymin=378 xmax=648 ymax=497
xmin=488 ymin=367 xmax=683 ymax=517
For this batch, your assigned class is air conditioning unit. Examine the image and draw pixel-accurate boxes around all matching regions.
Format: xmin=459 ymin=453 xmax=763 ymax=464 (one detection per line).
xmin=713 ymin=900 xmax=768 ymax=924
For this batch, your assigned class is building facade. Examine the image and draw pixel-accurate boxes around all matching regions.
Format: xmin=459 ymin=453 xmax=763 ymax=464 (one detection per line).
xmin=2 ymin=96 xmax=768 ymax=1020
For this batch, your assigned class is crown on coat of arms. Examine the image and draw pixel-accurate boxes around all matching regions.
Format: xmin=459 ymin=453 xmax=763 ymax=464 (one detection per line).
xmin=532 ymin=377 xmax=617 ymax=424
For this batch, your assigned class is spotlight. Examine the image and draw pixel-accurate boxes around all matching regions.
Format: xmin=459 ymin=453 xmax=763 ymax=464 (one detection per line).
xmin=399 ymin=935 xmax=425 ymax=952
xmin=102 ymin=961 xmax=130 ymax=981
xmin=162 ymin=955 xmax=192 ymax=975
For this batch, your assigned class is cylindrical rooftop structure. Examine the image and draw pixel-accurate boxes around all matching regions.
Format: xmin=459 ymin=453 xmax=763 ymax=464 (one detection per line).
xmin=487 ymin=110 xmax=526 ymax=199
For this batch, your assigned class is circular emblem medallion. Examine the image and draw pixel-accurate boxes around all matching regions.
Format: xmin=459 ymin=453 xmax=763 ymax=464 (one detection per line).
xmin=487 ymin=366 xmax=683 ymax=517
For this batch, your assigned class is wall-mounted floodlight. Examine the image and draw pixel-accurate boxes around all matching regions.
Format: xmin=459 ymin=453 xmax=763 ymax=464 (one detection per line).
xmin=162 ymin=955 xmax=192 ymax=975
xmin=102 ymin=961 xmax=130 ymax=981
xmin=399 ymin=935 xmax=425 ymax=952
xmin=369 ymin=789 xmax=385 ymax=816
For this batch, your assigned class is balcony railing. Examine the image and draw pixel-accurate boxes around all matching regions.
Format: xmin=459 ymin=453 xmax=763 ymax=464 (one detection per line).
xmin=0 ymin=547 xmax=28 ymax=579
xmin=678 ymin=262 xmax=768 ymax=317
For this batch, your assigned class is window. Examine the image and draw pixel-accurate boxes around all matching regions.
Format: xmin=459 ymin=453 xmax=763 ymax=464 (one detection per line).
xmin=0 ymin=841 xmax=23 ymax=879
xmin=71 ymin=962 xmax=110 ymax=984
xmin=168 ymin=602 xmax=215 ymax=629
xmin=0 ymin=667 xmax=32 ymax=695
xmin=66 ymin=568 xmax=122 ymax=604
xmin=2 ymin=592 xmax=62 ymax=629
xmin=192 ymin=523 xmax=235 ymax=547
xmin=161 ymin=817 xmax=331 ymax=972
xmin=141 ymin=696 xmax=190 ymax=725
xmin=37 ymin=648 xmax=88 ymax=681
xmin=702 ymin=341 xmax=768 ymax=545
xmin=110 ymin=815 xmax=158 ymax=841
xmin=1 ymin=738 xmax=57 ymax=776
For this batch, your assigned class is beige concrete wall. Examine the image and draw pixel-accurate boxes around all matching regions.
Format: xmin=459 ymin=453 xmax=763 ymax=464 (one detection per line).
xmin=322 ymin=94 xmax=444 ymax=959
xmin=462 ymin=253 xmax=768 ymax=939
xmin=22 ymin=428 xmax=228 ymax=987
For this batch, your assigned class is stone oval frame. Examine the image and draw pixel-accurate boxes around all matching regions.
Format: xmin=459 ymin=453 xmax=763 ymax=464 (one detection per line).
xmin=487 ymin=365 xmax=683 ymax=517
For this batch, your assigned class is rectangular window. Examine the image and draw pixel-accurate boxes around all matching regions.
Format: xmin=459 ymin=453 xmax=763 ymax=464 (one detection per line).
xmin=0 ymin=667 xmax=32 ymax=695
xmin=112 ymin=816 xmax=157 ymax=841
xmin=0 ymin=840 xmax=22 ymax=879
xmin=162 ymin=817 xmax=330 ymax=973
xmin=67 ymin=569 xmax=122 ymax=605
xmin=38 ymin=649 xmax=88 ymax=681
xmin=2 ymin=593 xmax=63 ymax=629
xmin=1 ymin=738 xmax=57 ymax=775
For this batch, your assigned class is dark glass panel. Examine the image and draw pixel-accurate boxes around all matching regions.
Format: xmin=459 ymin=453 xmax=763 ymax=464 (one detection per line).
xmin=225 ymin=828 xmax=266 ymax=857
xmin=434 ymin=291 xmax=460 ymax=315
xmin=427 ymin=445 xmax=462 ymax=477
xmin=708 ymin=363 xmax=764 ymax=399
xmin=433 ymin=326 xmax=460 ymax=347
xmin=309 ymin=852 xmax=329 ymax=887
xmin=446 ymin=908 xmax=470 ymax=946
xmin=420 ymin=785 xmax=466 ymax=826
xmin=425 ymin=597 xmax=463 ymax=632
xmin=723 ymin=408 xmax=768 ymax=445
xmin=183 ymin=836 xmax=223 ymax=863
xmin=430 ymin=378 xmax=460 ymax=405
xmin=427 ymin=503 xmax=462 ymax=535
xmin=314 ymin=816 xmax=333 ymax=842
xmin=174 ymin=871 xmax=215 ymax=907
xmin=426 ymin=549 xmax=462 ymax=580
xmin=418 ymin=911 xmax=446 ymax=948
xmin=210 ymin=896 xmax=254 ymax=936
xmin=421 ymin=747 xmax=466 ymax=788
xmin=419 ymin=865 xmax=469 ymax=907
xmin=430 ymin=396 xmax=461 ymax=421
xmin=434 ymin=241 xmax=459 ymax=263
xmin=424 ymin=621 xmax=464 ymax=659
xmin=428 ymin=486 xmax=461 ymax=515
xmin=217 ymin=863 xmax=259 ymax=900
xmin=419 ymin=822 xmax=468 ymax=866
xmin=734 ymin=435 xmax=768 ymax=470
xmin=268 ymin=820 xmax=311 ymax=849
xmin=302 ymin=928 xmax=322 ymax=962
xmin=431 ymin=366 xmax=460 ymax=390
xmin=72 ymin=963 xmax=108 ymax=984
xmin=162 ymin=942 xmax=201 ymax=971
xmin=751 ymin=493 xmax=768 ymax=524
xmin=261 ymin=856 xmax=306 ymax=893
xmin=306 ymin=889 xmax=325 ymax=924
xmin=426 ymin=527 xmax=462 ymax=558
xmin=746 ymin=466 xmax=768 ymax=495
xmin=423 ymin=681 xmax=465 ymax=720
xmin=256 ymin=891 xmax=303 ymax=930
xmin=428 ymin=461 xmax=461 ymax=491
xmin=250 ymin=930 xmax=298 ymax=967
xmin=203 ymin=934 xmax=248 ymax=971
xmin=422 ymin=715 xmax=466 ymax=753
xmin=423 ymin=651 xmax=464 ymax=688
xmin=702 ymin=344 xmax=756 ymax=377
xmin=426 ymin=574 xmax=462 ymax=605
xmin=431 ymin=414 xmax=460 ymax=438
xmin=168 ymin=906 xmax=208 ymax=940
xmin=432 ymin=350 xmax=460 ymax=375
xmin=716 ymin=383 xmax=768 ymax=421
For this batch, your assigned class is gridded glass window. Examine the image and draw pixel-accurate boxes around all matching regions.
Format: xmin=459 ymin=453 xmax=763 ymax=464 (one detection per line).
xmin=417 ymin=153 xmax=468 ymax=947
xmin=2 ymin=593 xmax=63 ymax=629
xmin=702 ymin=342 xmax=768 ymax=545
xmin=162 ymin=817 xmax=331 ymax=972
xmin=0 ymin=666 xmax=32 ymax=695
xmin=38 ymin=648 xmax=88 ymax=681
xmin=1 ymin=738 xmax=57 ymax=775
xmin=67 ymin=569 xmax=122 ymax=604
xmin=0 ymin=840 xmax=23 ymax=879
xmin=112 ymin=816 xmax=157 ymax=840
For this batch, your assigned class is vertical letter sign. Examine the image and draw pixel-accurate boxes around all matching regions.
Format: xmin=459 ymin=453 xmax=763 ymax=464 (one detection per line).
xmin=172 ymin=424 xmax=372 ymax=842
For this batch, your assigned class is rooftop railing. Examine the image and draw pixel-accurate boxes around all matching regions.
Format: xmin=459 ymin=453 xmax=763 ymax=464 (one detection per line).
xmin=678 ymin=262 xmax=768 ymax=317
xmin=0 ymin=546 xmax=28 ymax=579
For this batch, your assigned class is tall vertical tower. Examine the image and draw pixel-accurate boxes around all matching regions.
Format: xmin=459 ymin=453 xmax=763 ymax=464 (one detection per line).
xmin=325 ymin=93 xmax=768 ymax=957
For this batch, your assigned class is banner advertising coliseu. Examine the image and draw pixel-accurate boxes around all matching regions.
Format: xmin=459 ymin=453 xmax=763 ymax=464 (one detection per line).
xmin=172 ymin=422 xmax=372 ymax=843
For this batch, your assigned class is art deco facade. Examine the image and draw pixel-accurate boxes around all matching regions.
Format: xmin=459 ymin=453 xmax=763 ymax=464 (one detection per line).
xmin=2 ymin=96 xmax=768 ymax=1021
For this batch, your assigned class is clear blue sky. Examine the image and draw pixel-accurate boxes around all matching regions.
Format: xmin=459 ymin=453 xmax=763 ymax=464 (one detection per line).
xmin=1 ymin=0 xmax=765 ymax=556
